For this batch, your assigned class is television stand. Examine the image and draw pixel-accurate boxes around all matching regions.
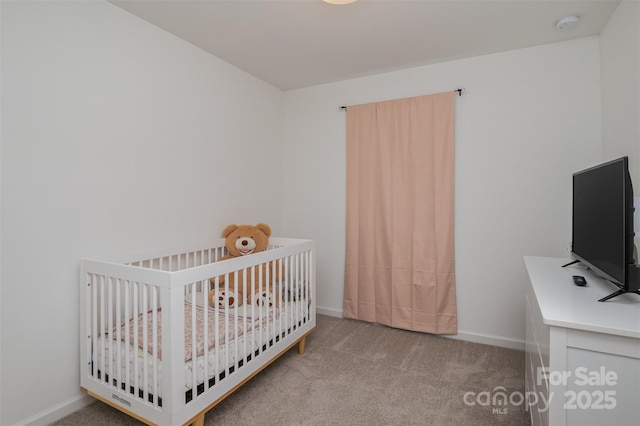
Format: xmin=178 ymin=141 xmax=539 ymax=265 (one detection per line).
xmin=599 ymin=287 xmax=640 ymax=302
xmin=561 ymin=259 xmax=580 ymax=268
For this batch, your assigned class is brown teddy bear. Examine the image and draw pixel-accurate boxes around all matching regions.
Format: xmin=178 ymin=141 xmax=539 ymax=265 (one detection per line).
xmin=208 ymin=223 xmax=281 ymax=309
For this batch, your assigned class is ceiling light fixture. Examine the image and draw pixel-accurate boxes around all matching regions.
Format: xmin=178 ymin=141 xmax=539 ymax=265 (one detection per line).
xmin=556 ymin=15 xmax=579 ymax=31
xmin=323 ymin=0 xmax=358 ymax=4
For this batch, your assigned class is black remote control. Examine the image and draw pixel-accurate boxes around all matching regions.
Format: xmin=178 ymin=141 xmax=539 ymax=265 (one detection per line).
xmin=572 ymin=275 xmax=587 ymax=286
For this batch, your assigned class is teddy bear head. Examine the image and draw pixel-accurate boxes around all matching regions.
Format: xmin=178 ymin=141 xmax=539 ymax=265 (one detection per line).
xmin=222 ymin=223 xmax=272 ymax=257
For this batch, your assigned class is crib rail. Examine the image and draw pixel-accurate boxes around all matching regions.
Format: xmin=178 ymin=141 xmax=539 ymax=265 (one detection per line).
xmin=80 ymin=238 xmax=315 ymax=426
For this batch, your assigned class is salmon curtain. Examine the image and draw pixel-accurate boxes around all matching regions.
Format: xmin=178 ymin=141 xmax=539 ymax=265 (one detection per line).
xmin=343 ymin=92 xmax=457 ymax=334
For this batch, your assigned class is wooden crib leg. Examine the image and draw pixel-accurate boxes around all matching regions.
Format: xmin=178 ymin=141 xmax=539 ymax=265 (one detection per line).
xmin=297 ymin=336 xmax=307 ymax=355
xmin=190 ymin=412 xmax=205 ymax=426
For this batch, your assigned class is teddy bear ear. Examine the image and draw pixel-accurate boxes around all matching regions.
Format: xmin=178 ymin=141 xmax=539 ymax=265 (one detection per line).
xmin=221 ymin=224 xmax=239 ymax=238
xmin=256 ymin=223 xmax=272 ymax=237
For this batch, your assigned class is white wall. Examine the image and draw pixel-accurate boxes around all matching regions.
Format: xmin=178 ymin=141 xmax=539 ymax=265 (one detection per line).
xmin=600 ymin=0 xmax=640 ymax=184
xmin=0 ymin=1 xmax=284 ymax=425
xmin=282 ymin=37 xmax=603 ymax=348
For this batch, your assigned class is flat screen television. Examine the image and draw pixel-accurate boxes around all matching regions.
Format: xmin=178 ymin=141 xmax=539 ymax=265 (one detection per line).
xmin=569 ymin=156 xmax=640 ymax=302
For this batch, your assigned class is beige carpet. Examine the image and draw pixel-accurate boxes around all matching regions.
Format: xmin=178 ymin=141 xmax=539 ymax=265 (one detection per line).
xmin=54 ymin=315 xmax=529 ymax=425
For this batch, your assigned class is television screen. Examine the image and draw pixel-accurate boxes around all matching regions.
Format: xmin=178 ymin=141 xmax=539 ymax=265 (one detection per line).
xmin=571 ymin=157 xmax=631 ymax=286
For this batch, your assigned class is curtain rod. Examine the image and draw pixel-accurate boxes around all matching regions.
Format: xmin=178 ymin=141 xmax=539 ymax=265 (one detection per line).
xmin=339 ymin=88 xmax=464 ymax=111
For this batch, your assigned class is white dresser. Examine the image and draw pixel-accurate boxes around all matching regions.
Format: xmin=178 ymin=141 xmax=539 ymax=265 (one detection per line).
xmin=524 ymin=256 xmax=640 ymax=426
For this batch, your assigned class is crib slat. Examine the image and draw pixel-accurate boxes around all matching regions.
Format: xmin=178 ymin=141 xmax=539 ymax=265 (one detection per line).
xmin=189 ymin=285 xmax=197 ymax=398
xmin=227 ymin=275 xmax=233 ymax=376
xmin=213 ymin=276 xmax=220 ymax=390
xmin=141 ymin=284 xmax=149 ymax=404
xmin=115 ymin=280 xmax=122 ymax=392
xmin=201 ymin=283 xmax=209 ymax=395
xmin=151 ymin=286 xmax=159 ymax=407
xmin=249 ymin=267 xmax=256 ymax=353
xmin=90 ymin=275 xmax=98 ymax=381
xmin=241 ymin=269 xmax=247 ymax=370
xmin=99 ymin=276 xmax=106 ymax=385
xmin=123 ymin=280 xmax=131 ymax=399
xmin=268 ymin=260 xmax=275 ymax=349
xmin=132 ymin=281 xmax=140 ymax=400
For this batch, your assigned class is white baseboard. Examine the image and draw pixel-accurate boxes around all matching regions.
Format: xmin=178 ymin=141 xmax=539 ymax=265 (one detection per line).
xmin=316 ymin=305 xmax=343 ymax=318
xmin=14 ymin=394 xmax=93 ymax=426
xmin=447 ymin=329 xmax=525 ymax=351
xmin=316 ymin=308 xmax=524 ymax=351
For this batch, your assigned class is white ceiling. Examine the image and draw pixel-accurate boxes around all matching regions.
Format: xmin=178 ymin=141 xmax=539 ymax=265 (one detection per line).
xmin=110 ymin=0 xmax=621 ymax=90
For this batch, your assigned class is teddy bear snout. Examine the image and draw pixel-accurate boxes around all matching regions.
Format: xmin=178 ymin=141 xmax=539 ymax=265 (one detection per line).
xmin=235 ymin=237 xmax=256 ymax=255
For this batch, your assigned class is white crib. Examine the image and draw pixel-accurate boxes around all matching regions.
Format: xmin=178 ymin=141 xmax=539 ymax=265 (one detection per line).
xmin=80 ymin=238 xmax=315 ymax=426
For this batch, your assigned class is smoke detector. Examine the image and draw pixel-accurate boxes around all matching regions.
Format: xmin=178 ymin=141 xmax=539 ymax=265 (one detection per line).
xmin=556 ymin=15 xmax=579 ymax=31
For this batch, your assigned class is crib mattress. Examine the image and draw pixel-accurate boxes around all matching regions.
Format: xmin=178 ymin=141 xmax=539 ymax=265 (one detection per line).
xmin=95 ymin=295 xmax=309 ymax=399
